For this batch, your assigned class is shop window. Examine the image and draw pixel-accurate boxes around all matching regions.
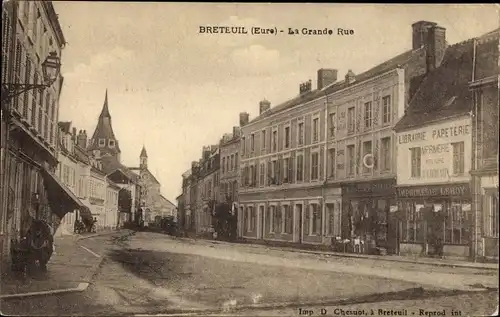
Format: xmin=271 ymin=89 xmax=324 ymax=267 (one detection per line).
xmin=401 ymin=202 xmax=425 ymax=243
xmin=444 ymin=202 xmax=472 ymax=245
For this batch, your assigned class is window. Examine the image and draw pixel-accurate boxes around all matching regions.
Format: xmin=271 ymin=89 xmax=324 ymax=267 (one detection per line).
xmin=347 ymin=145 xmax=355 ymax=176
xmin=452 ymin=142 xmax=464 ymax=175
xmin=310 ymin=204 xmax=321 ymax=235
xmin=109 ymin=140 xmax=115 ymax=147
xmin=287 ymin=156 xmax=294 ymax=183
xmin=252 ymin=164 xmax=257 ymax=186
xmin=272 ymin=130 xmax=278 ymax=151
xmin=312 ymin=117 xmax=319 ymax=142
xmin=235 ymin=152 xmax=238 ymax=169
xmin=63 ymin=165 xmax=69 ymax=184
xmin=241 ymin=137 xmax=246 ymax=155
xmin=364 ymin=102 xmax=372 ymax=128
xmin=329 ymin=113 xmax=336 ymax=137
xmin=273 ymin=205 xmax=281 ymax=233
xmin=98 ymin=139 xmax=105 ymax=147
xmin=284 ymin=126 xmax=290 ymax=148
xmin=31 ymin=71 xmax=37 ymax=127
xmin=230 ymin=154 xmax=235 ymax=171
xmin=271 ymin=160 xmax=278 ymax=184
xmin=327 ymin=203 xmax=341 ymax=236
xmin=259 ymin=163 xmax=265 ymax=186
xmin=246 ymin=206 xmax=254 ymax=232
xmin=311 ymin=152 xmax=319 ymax=180
xmin=267 ymin=205 xmax=275 ymax=233
xmin=328 ymin=148 xmax=336 ymax=178
xmin=347 ymin=107 xmax=355 ymax=133
xmin=381 ymin=137 xmax=391 ymax=171
xmin=283 ymin=158 xmax=289 ymax=183
xmin=251 ymin=133 xmax=255 ymax=152
xmin=298 ymin=122 xmax=305 ymax=146
xmin=485 ymin=191 xmax=499 ymax=237
xmin=401 ymin=202 xmax=425 ymax=243
xmin=283 ymin=205 xmax=293 ymax=234
xmin=222 ymin=157 xmax=226 ymax=173
xmin=410 ymin=147 xmax=421 ymax=178
xmin=261 ymin=130 xmax=267 ymax=150
xmin=362 ymin=141 xmax=372 ymax=173
xmin=382 ymin=95 xmax=391 ymax=124
xmin=296 ymin=154 xmax=304 ymax=182
xmin=444 ymin=202 xmax=472 ymax=245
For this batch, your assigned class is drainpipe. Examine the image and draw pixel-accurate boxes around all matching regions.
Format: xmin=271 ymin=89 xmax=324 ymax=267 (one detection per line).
xmin=322 ymin=92 xmax=329 ymax=241
xmin=472 ymin=38 xmax=478 ymax=263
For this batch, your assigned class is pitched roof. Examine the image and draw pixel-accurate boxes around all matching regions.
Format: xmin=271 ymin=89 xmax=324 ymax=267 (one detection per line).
xmin=106 ymin=178 xmax=121 ymax=189
xmin=160 ymin=195 xmax=177 ymax=208
xmin=395 ymin=29 xmax=499 ymax=132
xmin=88 ymin=90 xmax=121 ymax=154
xmin=74 ymin=145 xmax=90 ymax=164
xmin=473 ymin=29 xmax=499 ymax=81
xmin=128 ymin=167 xmax=161 ymax=184
xmin=248 ymin=47 xmax=424 ymax=125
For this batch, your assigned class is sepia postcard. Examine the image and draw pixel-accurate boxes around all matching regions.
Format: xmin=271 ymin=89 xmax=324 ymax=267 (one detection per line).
xmin=0 ymin=2 xmax=499 ymax=316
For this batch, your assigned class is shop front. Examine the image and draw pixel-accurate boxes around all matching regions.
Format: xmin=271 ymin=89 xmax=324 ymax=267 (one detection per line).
xmin=341 ymin=178 xmax=397 ymax=255
xmin=397 ymin=182 xmax=473 ymax=259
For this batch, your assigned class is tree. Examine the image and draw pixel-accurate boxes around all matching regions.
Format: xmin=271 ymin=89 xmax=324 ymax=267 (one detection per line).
xmin=118 ymin=188 xmax=132 ymax=213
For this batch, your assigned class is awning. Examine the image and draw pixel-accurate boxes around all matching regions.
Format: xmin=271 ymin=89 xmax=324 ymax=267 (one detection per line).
xmin=40 ymin=168 xmax=92 ymax=221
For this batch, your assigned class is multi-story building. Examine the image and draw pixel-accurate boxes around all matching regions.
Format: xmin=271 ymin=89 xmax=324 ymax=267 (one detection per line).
xmin=105 ymin=179 xmax=120 ymax=229
xmin=194 ymin=146 xmax=220 ymax=235
xmin=55 ymin=122 xmax=93 ymax=236
xmin=0 ymin=1 xmax=78 ymax=263
xmin=238 ymin=21 xmax=440 ymax=252
xmin=88 ymin=157 xmax=107 ymax=229
xmin=219 ymin=126 xmax=240 ymax=204
xmin=470 ymin=29 xmax=499 ymax=262
xmin=177 ymin=168 xmax=192 ymax=230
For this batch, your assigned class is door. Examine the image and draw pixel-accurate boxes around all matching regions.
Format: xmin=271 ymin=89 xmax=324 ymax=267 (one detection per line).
xmin=296 ymin=204 xmax=303 ymax=244
xmin=259 ymin=205 xmax=265 ymax=239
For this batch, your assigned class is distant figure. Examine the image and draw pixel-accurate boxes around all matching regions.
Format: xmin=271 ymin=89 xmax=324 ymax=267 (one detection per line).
xmin=46 ymin=221 xmax=56 ymax=254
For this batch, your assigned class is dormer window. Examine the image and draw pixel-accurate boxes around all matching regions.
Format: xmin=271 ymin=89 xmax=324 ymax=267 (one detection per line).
xmin=109 ymin=140 xmax=115 ymax=147
xmin=98 ymin=139 xmax=105 ymax=147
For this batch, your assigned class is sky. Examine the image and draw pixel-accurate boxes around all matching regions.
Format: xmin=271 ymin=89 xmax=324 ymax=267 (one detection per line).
xmin=52 ymin=2 xmax=499 ymax=203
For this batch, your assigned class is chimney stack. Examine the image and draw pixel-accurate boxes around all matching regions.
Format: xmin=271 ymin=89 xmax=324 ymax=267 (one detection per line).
xmin=202 ymin=146 xmax=211 ymax=160
xmin=317 ymin=69 xmax=338 ymax=90
xmin=239 ymin=112 xmax=250 ymax=127
xmin=72 ymin=127 xmax=77 ymax=141
xmin=426 ymin=25 xmax=447 ymax=72
xmin=233 ymin=126 xmax=241 ymax=138
xmin=259 ymin=99 xmax=271 ymax=115
xmin=77 ymin=130 xmax=87 ymax=149
xmin=345 ymin=70 xmax=356 ymax=85
xmin=299 ymin=80 xmax=312 ymax=95
xmin=412 ymin=21 xmax=437 ymax=50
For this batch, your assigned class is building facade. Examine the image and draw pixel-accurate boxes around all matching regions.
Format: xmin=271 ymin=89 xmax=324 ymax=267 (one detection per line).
xmin=1 ymin=1 xmax=77 ymax=263
xmin=470 ymin=30 xmax=499 ymax=262
xmin=394 ymin=33 xmax=484 ymax=259
xmin=237 ymin=21 xmax=440 ymax=251
xmin=105 ymin=179 xmax=120 ymax=229
xmin=88 ymin=159 xmax=107 ymax=229
xmin=219 ymin=127 xmax=240 ymax=203
xmin=194 ymin=146 xmax=220 ymax=235
xmin=177 ymin=168 xmax=191 ymax=230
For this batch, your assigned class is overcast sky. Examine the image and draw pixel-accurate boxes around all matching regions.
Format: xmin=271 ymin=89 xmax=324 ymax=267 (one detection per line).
xmin=52 ymin=2 xmax=499 ymax=203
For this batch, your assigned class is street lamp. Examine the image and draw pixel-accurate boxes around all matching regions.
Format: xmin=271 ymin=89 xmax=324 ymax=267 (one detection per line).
xmin=1 ymin=51 xmax=61 ymax=103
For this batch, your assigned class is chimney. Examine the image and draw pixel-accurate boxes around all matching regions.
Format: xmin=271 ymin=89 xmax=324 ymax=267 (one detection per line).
xmin=77 ymin=130 xmax=87 ymax=148
xmin=317 ymin=69 xmax=338 ymax=90
xmin=299 ymin=80 xmax=312 ymax=95
xmin=426 ymin=25 xmax=447 ymax=72
xmin=72 ymin=127 xmax=77 ymax=141
xmin=412 ymin=21 xmax=437 ymax=50
xmin=202 ymin=146 xmax=211 ymax=160
xmin=233 ymin=126 xmax=241 ymax=137
xmin=239 ymin=112 xmax=250 ymax=127
xmin=345 ymin=70 xmax=356 ymax=85
xmin=259 ymin=99 xmax=271 ymax=115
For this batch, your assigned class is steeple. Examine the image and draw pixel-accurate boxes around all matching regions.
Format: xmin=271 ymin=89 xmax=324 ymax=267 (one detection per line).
xmin=140 ymin=145 xmax=148 ymax=169
xmin=88 ymin=89 xmax=121 ymax=162
xmin=100 ymin=89 xmax=111 ymax=118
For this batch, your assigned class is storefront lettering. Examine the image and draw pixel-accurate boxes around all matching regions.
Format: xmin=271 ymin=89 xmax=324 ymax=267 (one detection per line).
xmin=397 ymin=184 xmax=470 ymax=198
xmin=398 ymin=132 xmax=427 ymax=144
xmin=343 ymin=180 xmax=396 ymax=195
xmin=432 ymin=124 xmax=470 ymax=139
xmin=421 ymin=144 xmax=450 ymax=155
xmin=421 ymin=168 xmax=449 ymax=179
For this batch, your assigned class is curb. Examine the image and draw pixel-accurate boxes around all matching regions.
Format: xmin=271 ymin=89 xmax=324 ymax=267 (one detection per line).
xmin=0 ymin=282 xmax=89 ymax=300
xmin=169 ymin=236 xmax=499 ymax=271
xmin=76 ymin=230 xmax=124 ymax=241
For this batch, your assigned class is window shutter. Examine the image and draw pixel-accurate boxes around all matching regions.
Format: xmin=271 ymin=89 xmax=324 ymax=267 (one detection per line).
xmin=304 ymin=206 xmax=310 ymax=235
xmin=276 ymin=159 xmax=281 ymax=183
xmin=267 ymin=161 xmax=271 ymax=185
xmin=319 ymin=148 xmax=325 ymax=180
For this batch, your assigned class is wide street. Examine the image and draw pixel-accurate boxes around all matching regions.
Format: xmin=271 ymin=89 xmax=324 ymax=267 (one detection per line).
xmin=1 ymin=231 xmax=498 ymax=316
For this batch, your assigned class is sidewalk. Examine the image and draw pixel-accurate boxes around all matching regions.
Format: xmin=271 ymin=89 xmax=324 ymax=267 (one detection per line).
xmin=180 ymin=236 xmax=499 ymax=271
xmin=0 ymin=235 xmax=103 ymax=299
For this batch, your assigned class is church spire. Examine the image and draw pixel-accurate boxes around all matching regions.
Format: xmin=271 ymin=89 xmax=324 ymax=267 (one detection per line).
xmin=140 ymin=145 xmax=148 ymax=169
xmin=140 ymin=145 xmax=148 ymax=158
xmin=100 ymin=89 xmax=111 ymax=118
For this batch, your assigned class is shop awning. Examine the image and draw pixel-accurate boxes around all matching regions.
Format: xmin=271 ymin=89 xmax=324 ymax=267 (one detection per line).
xmin=40 ymin=168 xmax=92 ymax=221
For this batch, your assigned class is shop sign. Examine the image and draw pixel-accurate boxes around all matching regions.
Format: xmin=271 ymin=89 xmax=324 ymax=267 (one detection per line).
xmin=397 ymin=183 xmax=470 ymax=198
xmin=342 ymin=179 xmax=396 ymax=196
